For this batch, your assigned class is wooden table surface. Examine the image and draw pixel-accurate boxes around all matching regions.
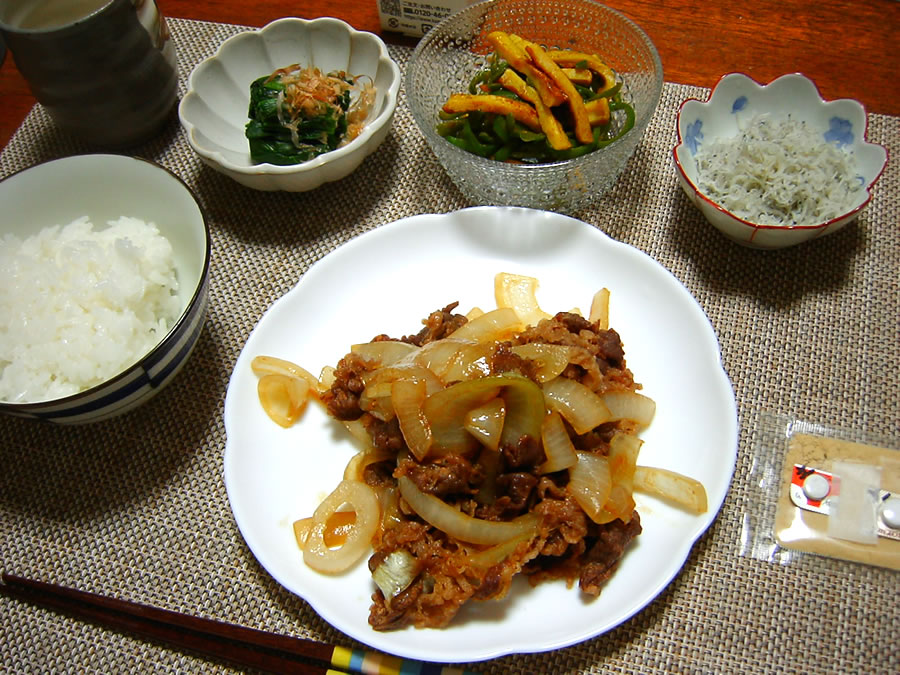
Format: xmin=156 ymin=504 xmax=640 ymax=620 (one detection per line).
xmin=0 ymin=0 xmax=898 ymax=150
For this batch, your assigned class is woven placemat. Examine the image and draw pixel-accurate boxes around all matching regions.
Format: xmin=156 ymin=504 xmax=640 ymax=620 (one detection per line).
xmin=2 ymin=17 xmax=898 ymax=675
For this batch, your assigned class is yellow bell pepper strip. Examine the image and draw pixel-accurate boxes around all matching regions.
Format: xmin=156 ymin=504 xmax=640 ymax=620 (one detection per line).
xmin=486 ymin=31 xmax=567 ymax=108
xmin=522 ymin=40 xmax=593 ymax=145
xmin=585 ymin=97 xmax=611 ymax=127
xmin=546 ymin=50 xmax=618 ymax=97
xmin=498 ymin=69 xmax=572 ymax=151
xmin=442 ymin=93 xmax=541 ymax=132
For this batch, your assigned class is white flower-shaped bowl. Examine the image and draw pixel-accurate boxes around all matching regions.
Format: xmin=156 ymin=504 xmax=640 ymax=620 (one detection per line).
xmin=178 ymin=17 xmax=401 ymax=192
xmin=673 ymin=73 xmax=888 ymax=249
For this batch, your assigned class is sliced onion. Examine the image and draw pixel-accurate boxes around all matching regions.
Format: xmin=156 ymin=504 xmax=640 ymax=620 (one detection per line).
xmin=361 ymin=380 xmax=395 ymax=397
xmin=319 ymin=365 xmax=336 ymax=390
xmin=600 ymin=485 xmax=634 ymax=524
xmin=392 ymin=378 xmax=433 ymax=461
xmin=494 ymin=272 xmax=552 ymax=327
xmin=341 ymin=419 xmax=373 ymax=451
xmin=423 ymin=380 xmax=502 ymax=455
xmin=634 ymin=465 xmax=708 ymax=514
xmin=424 ymin=373 xmax=544 ymax=455
xmin=372 ymin=549 xmax=421 ymax=604
xmin=379 ymin=485 xmax=405 ymax=531
xmin=359 ymin=380 xmax=395 ymax=421
xmin=343 ymin=447 xmax=395 ymax=481
xmin=442 ymin=342 xmax=494 ymax=383
xmin=602 ymin=390 xmax=656 ymax=428
xmin=257 ymin=374 xmax=311 ymax=428
xmin=293 ymin=518 xmax=312 ymax=549
xmin=588 ymin=287 xmax=610 ymax=329
xmin=294 ymin=511 xmax=357 ymax=549
xmin=539 ymin=410 xmax=577 ymax=473
xmin=608 ymin=433 xmax=642 ymax=483
xmin=464 ymin=398 xmax=506 ymax=451
xmin=497 ymin=375 xmax=545 ymax=447
xmin=351 ymin=340 xmax=419 ymax=366
xmin=398 ymin=476 xmax=539 ymax=545
xmin=411 ymin=338 xmax=471 ymax=382
xmin=542 ymin=376 xmax=612 ymax=434
xmin=510 ymin=343 xmax=572 ymax=382
xmin=363 ymin=365 xmax=443 ymax=395
xmin=447 ymin=307 xmax=523 ymax=343
xmin=596 ymin=433 xmax=642 ymax=523
xmin=466 ymin=307 xmax=485 ymax=320
xmin=251 ymin=355 xmax=320 ymax=391
xmin=567 ymin=451 xmax=612 ymax=523
xmin=303 ymin=480 xmax=380 ymax=574
xmin=466 ymin=531 xmax=534 ymax=569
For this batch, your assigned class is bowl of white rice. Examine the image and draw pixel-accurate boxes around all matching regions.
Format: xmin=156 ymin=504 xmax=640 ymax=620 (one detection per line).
xmin=0 ymin=154 xmax=210 ymax=423
xmin=673 ymin=73 xmax=887 ymax=249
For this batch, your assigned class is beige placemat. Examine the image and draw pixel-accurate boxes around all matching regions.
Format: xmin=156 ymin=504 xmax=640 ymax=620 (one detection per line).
xmin=2 ymin=17 xmax=898 ymax=675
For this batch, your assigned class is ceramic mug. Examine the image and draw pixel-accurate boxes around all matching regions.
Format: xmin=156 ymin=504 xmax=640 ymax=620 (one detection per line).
xmin=0 ymin=0 xmax=177 ymax=147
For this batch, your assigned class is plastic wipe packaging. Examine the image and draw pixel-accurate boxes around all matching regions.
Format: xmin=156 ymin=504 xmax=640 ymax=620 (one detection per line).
xmin=743 ymin=413 xmax=899 ymax=571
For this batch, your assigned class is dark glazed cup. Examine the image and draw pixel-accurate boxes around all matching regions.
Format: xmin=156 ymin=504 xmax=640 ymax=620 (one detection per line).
xmin=0 ymin=0 xmax=177 ymax=147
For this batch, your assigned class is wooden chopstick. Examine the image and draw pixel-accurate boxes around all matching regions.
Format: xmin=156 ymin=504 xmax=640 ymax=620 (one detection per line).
xmin=1 ymin=572 xmax=480 ymax=675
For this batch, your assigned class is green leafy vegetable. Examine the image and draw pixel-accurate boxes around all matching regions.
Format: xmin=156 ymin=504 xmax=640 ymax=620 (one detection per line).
xmin=245 ymin=65 xmax=373 ymax=166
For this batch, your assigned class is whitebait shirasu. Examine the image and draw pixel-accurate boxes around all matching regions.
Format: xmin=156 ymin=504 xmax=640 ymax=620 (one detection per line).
xmin=694 ymin=114 xmax=862 ymax=226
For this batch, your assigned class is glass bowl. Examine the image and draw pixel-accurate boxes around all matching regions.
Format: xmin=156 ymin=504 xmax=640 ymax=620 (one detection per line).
xmin=406 ymin=0 xmax=663 ymax=214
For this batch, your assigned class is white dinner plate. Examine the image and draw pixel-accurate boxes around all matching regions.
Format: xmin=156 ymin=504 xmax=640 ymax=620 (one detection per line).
xmin=223 ymin=206 xmax=738 ymax=663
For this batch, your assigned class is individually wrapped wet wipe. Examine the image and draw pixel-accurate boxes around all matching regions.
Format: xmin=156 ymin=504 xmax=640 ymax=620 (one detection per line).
xmin=742 ymin=413 xmax=899 ymax=570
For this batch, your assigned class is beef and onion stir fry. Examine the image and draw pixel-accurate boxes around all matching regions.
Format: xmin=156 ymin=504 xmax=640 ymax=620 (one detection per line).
xmin=251 ymin=274 xmax=707 ymax=630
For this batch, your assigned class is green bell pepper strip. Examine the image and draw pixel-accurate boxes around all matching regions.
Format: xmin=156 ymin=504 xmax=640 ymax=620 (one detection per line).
xmin=468 ymin=56 xmax=509 ymax=94
xmin=492 ymin=115 xmax=511 ymax=144
xmin=593 ymin=81 xmax=623 ymax=100
xmin=493 ymin=145 xmax=512 ymax=162
xmin=461 ymin=119 xmax=497 ymax=157
xmin=436 ymin=120 xmax=463 ymax=136
xmin=594 ymin=99 xmax=636 ymax=148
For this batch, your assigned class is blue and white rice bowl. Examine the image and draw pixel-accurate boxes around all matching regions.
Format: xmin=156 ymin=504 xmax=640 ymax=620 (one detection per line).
xmin=0 ymin=154 xmax=210 ymax=424
xmin=674 ymin=73 xmax=888 ymax=249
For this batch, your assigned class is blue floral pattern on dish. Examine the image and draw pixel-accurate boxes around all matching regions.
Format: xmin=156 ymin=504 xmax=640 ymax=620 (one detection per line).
xmin=731 ymin=95 xmax=748 ymax=114
xmin=685 ymin=119 xmax=703 ymax=154
xmin=824 ymin=116 xmax=854 ymax=147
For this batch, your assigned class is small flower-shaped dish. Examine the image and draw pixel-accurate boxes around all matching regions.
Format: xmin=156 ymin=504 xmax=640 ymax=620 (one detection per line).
xmin=674 ymin=73 xmax=887 ymax=249
xmin=179 ymin=18 xmax=401 ymax=192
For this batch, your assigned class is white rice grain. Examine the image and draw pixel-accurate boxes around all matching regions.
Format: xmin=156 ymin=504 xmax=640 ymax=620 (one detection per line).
xmin=0 ymin=216 xmax=180 ymax=403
